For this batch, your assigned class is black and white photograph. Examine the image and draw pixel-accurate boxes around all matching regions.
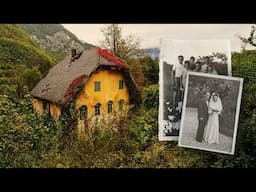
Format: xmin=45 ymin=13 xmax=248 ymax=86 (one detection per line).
xmin=178 ymin=72 xmax=243 ymax=154
xmin=159 ymin=39 xmax=232 ymax=141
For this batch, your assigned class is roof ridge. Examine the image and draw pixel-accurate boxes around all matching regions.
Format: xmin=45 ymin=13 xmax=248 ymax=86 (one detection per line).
xmin=97 ymin=48 xmax=129 ymax=69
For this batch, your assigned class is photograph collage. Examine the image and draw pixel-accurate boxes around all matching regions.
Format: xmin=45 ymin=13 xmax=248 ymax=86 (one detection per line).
xmin=158 ymin=39 xmax=243 ymax=154
xmin=1 ymin=23 xmax=255 ymax=169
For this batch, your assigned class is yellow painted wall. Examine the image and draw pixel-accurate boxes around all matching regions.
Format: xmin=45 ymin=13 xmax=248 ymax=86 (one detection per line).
xmin=50 ymin=103 xmax=61 ymax=120
xmin=33 ymin=98 xmax=61 ymax=120
xmin=32 ymin=98 xmax=44 ymax=116
xmin=75 ymin=69 xmax=130 ymax=117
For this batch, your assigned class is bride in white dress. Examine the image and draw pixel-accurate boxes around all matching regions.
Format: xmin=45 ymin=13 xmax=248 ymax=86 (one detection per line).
xmin=203 ymin=93 xmax=223 ymax=144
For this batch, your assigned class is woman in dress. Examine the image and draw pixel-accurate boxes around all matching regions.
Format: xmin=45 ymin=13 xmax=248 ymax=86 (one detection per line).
xmin=206 ymin=64 xmax=218 ymax=74
xmin=203 ymin=92 xmax=223 ymax=144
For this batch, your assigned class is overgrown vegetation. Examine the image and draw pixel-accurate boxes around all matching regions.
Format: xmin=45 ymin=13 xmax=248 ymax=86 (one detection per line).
xmin=0 ymin=84 xmax=205 ymax=168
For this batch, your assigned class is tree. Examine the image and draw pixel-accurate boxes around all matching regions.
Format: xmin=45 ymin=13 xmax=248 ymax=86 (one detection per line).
xmin=100 ymin=24 xmax=143 ymax=60
xmin=125 ymin=57 xmax=145 ymax=86
xmin=140 ymin=56 xmax=159 ymax=85
xmin=239 ymin=25 xmax=256 ymax=48
xmin=100 ymin=24 xmax=145 ymax=86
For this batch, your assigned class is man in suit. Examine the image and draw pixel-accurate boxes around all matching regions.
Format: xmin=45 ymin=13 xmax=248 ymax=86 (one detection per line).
xmin=196 ymin=91 xmax=211 ymax=142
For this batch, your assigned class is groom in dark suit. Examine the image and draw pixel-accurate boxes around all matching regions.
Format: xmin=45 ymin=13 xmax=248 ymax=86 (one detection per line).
xmin=196 ymin=91 xmax=211 ymax=142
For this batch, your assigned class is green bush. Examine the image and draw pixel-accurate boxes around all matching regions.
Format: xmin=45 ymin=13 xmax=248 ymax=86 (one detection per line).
xmin=20 ymin=68 xmax=42 ymax=91
xmin=0 ymin=93 xmax=62 ymax=167
xmin=142 ymin=84 xmax=159 ymax=109
xmin=140 ymin=56 xmax=159 ymax=85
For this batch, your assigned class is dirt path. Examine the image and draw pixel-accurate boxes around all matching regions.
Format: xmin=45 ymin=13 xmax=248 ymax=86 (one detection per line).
xmin=180 ymin=107 xmax=233 ymax=153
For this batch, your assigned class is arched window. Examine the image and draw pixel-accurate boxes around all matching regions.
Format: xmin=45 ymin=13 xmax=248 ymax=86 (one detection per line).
xmin=95 ymin=103 xmax=101 ymax=116
xmin=118 ymin=99 xmax=124 ymax=111
xmin=108 ymin=101 xmax=113 ymax=113
xmin=79 ymin=105 xmax=87 ymax=120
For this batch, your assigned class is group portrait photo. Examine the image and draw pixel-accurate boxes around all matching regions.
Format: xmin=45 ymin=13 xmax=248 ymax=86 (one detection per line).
xmin=159 ymin=39 xmax=232 ymax=141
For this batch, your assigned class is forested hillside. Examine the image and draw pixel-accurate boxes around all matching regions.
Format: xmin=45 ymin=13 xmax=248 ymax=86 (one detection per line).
xmin=19 ymin=24 xmax=93 ymax=61
xmin=0 ymin=24 xmax=56 ymax=98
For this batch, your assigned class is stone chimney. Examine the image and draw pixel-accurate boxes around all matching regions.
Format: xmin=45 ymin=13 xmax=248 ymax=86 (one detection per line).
xmin=71 ymin=48 xmax=77 ymax=62
xmin=67 ymin=48 xmax=82 ymax=67
xmin=71 ymin=48 xmax=76 ymax=57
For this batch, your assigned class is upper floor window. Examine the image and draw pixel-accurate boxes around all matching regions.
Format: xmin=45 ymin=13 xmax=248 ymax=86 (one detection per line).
xmin=108 ymin=101 xmax=113 ymax=113
xmin=118 ymin=99 xmax=124 ymax=111
xmin=95 ymin=103 xmax=101 ymax=116
xmin=119 ymin=80 xmax=124 ymax=89
xmin=79 ymin=105 xmax=87 ymax=120
xmin=94 ymin=81 xmax=101 ymax=92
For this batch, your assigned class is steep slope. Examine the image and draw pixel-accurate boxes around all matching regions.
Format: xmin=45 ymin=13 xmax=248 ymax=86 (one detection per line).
xmin=0 ymin=24 xmax=56 ymax=97
xmin=19 ymin=24 xmax=93 ymax=61
xmin=0 ymin=24 xmax=36 ymax=45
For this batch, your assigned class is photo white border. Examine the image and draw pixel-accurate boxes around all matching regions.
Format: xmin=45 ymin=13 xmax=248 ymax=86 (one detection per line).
xmin=158 ymin=39 xmax=232 ymax=141
xmin=158 ymin=39 xmax=178 ymax=140
xmin=178 ymin=71 xmax=243 ymax=155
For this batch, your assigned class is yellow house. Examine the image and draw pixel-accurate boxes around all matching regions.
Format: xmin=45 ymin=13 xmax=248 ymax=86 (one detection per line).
xmin=31 ymin=47 xmax=141 ymax=134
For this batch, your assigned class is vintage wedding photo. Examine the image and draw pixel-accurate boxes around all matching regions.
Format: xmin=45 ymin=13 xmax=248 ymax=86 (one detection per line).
xmin=159 ymin=39 xmax=232 ymax=141
xmin=178 ymin=72 xmax=243 ymax=154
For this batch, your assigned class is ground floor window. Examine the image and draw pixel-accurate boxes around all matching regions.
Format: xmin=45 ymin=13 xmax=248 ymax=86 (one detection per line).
xmin=118 ymin=99 xmax=124 ymax=111
xmin=95 ymin=103 xmax=101 ymax=116
xmin=108 ymin=101 xmax=113 ymax=113
xmin=79 ymin=105 xmax=87 ymax=120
